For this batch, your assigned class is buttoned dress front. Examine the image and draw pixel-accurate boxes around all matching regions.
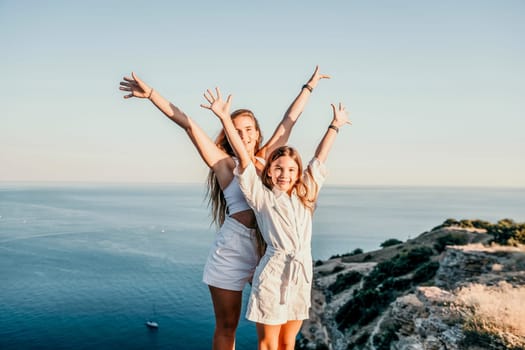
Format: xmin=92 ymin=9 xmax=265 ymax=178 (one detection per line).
xmin=235 ymin=158 xmax=327 ymax=325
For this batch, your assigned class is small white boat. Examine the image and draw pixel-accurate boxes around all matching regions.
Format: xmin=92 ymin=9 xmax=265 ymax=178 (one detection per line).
xmin=145 ymin=320 xmax=159 ymax=329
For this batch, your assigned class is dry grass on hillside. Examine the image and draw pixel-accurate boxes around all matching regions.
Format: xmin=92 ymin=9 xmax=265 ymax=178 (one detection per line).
xmin=454 ymin=281 xmax=525 ymax=348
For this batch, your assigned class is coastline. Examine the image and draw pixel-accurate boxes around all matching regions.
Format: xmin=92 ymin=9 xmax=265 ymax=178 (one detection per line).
xmin=299 ymin=222 xmax=525 ymax=350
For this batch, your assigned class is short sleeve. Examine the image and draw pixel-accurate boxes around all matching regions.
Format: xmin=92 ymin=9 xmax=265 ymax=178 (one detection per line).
xmin=304 ymin=157 xmax=328 ymax=193
xmin=233 ymin=162 xmax=268 ymax=211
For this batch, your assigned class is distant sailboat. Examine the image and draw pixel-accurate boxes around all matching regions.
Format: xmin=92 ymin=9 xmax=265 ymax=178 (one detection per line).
xmin=145 ymin=320 xmax=159 ymax=329
xmin=145 ymin=304 xmax=159 ymax=329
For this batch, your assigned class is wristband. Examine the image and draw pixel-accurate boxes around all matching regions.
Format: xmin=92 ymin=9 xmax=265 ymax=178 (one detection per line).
xmin=147 ymin=89 xmax=154 ymax=99
xmin=328 ymin=124 xmax=339 ymax=133
xmin=302 ymin=84 xmax=313 ymax=93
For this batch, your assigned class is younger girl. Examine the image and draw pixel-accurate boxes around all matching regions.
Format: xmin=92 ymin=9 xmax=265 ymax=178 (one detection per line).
xmin=204 ymin=90 xmax=351 ymax=350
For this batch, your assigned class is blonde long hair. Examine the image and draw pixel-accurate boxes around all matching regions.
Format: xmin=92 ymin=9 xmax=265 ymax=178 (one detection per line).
xmin=206 ymin=109 xmax=266 ymax=257
xmin=262 ymin=146 xmax=318 ymax=212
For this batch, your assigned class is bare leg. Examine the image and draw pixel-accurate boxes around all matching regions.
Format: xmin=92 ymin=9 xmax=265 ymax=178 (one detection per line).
xmin=256 ymin=323 xmax=281 ymax=350
xmin=278 ymin=320 xmax=303 ymax=350
xmin=208 ymin=286 xmax=243 ymax=350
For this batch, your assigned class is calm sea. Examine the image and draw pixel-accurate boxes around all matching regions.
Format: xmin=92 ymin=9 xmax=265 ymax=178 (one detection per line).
xmin=1 ymin=184 xmax=524 ymax=349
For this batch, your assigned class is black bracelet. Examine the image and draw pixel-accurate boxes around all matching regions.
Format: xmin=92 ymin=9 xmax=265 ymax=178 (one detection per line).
xmin=302 ymin=84 xmax=313 ymax=93
xmin=328 ymin=124 xmax=339 ymax=133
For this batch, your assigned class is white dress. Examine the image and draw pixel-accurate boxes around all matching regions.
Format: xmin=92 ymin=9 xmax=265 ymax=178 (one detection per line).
xmin=235 ymin=158 xmax=327 ymax=325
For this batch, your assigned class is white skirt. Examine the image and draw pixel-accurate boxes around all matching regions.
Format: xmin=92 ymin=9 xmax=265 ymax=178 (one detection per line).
xmin=202 ymin=216 xmax=258 ymax=291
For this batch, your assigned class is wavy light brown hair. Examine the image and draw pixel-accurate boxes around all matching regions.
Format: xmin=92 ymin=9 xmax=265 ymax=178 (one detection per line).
xmin=206 ymin=109 xmax=262 ymax=226
xmin=206 ymin=109 xmax=266 ymax=257
xmin=262 ymin=146 xmax=318 ymax=212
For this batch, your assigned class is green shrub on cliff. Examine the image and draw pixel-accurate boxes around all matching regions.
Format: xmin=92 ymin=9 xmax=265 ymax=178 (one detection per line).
xmin=372 ymin=324 xmax=399 ymax=350
xmin=434 ymin=233 xmax=469 ymax=252
xmin=412 ymin=261 xmax=440 ymax=283
xmin=380 ymin=238 xmax=403 ymax=248
xmin=329 ymin=248 xmax=364 ymax=259
xmin=433 ymin=218 xmax=525 ymax=246
xmin=363 ymin=246 xmax=433 ymax=290
xmin=433 ymin=218 xmax=492 ymax=231
xmin=458 ymin=219 xmax=492 ymax=230
xmin=489 ymin=219 xmax=525 ymax=246
xmin=351 ymin=248 xmax=364 ymax=255
xmin=328 ymin=270 xmax=363 ymax=295
xmin=336 ymin=246 xmax=435 ymax=331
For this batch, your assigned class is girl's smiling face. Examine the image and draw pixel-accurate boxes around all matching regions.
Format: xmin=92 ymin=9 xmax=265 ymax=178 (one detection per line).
xmin=232 ymin=115 xmax=260 ymax=156
xmin=267 ymin=155 xmax=299 ymax=194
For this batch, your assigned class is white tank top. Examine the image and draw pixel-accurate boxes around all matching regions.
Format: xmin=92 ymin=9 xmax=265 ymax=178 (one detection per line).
xmin=223 ymin=156 xmax=266 ymax=215
xmin=223 ymin=177 xmax=251 ymax=214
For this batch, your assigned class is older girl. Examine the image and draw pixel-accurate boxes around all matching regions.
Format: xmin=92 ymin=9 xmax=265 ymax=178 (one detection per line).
xmin=204 ymin=89 xmax=351 ymax=350
xmin=119 ymin=67 xmax=329 ymax=350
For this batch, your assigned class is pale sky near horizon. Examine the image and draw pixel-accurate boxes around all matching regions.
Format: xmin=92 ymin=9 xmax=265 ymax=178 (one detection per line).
xmin=1 ymin=1 xmax=524 ymax=187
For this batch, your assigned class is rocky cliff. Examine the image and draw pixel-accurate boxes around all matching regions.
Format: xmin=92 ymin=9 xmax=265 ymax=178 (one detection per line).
xmin=298 ymin=226 xmax=525 ymax=350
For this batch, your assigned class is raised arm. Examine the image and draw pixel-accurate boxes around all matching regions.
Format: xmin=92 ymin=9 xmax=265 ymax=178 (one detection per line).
xmin=201 ymin=88 xmax=252 ymax=172
xmin=119 ymin=72 xmax=232 ymax=173
xmin=120 ymin=72 xmax=193 ymax=128
xmin=257 ymin=66 xmax=330 ymax=159
xmin=314 ymin=103 xmax=352 ymax=163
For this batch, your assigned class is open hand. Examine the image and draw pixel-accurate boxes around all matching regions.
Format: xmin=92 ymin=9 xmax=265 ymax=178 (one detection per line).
xmin=330 ymin=103 xmax=352 ymax=128
xmin=119 ymin=72 xmax=153 ymax=99
xmin=200 ymin=87 xmax=232 ymax=119
xmin=307 ymin=65 xmax=331 ymax=88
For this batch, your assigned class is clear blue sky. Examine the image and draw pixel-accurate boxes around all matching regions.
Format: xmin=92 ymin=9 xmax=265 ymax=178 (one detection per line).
xmin=2 ymin=1 xmax=524 ymax=186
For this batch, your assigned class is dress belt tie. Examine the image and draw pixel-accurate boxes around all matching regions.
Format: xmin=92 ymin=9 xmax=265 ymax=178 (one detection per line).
xmin=267 ymin=247 xmax=310 ymax=305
